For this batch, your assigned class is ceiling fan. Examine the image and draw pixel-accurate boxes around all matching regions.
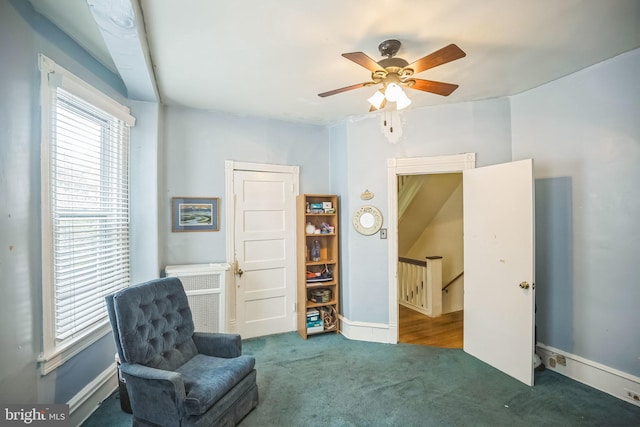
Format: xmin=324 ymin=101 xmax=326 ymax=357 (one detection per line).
xmin=318 ymin=39 xmax=466 ymax=111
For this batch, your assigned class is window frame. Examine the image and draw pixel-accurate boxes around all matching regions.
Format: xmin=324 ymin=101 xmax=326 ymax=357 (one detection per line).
xmin=38 ymin=54 xmax=135 ymax=375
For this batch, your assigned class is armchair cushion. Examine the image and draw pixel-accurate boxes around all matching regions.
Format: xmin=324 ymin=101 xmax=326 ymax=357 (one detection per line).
xmin=192 ymin=332 xmax=242 ymax=358
xmin=112 ymin=277 xmax=198 ymax=371
xmin=177 ymin=354 xmax=256 ymax=416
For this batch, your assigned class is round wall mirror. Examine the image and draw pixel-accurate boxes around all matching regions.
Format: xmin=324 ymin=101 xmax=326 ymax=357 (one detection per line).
xmin=359 ymin=212 xmax=375 ymax=228
xmin=352 ymin=205 xmax=383 ymax=235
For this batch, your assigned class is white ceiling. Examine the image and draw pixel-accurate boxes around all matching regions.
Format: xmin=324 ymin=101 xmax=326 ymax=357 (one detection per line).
xmin=28 ymin=0 xmax=640 ymax=125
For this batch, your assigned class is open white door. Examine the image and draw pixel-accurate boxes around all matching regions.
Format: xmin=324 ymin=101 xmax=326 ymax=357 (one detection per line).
xmin=463 ymin=159 xmax=535 ymax=386
xmin=234 ymin=169 xmax=297 ymax=338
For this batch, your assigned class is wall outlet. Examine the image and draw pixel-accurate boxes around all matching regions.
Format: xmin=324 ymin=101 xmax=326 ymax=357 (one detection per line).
xmin=548 ymin=358 xmax=556 ymax=368
xmin=556 ymin=355 xmax=567 ymax=366
xmin=624 ymin=388 xmax=640 ymax=404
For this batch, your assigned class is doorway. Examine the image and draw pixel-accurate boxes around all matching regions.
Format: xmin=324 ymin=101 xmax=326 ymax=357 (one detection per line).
xmin=386 ymin=153 xmax=475 ymax=345
xmin=387 ymin=154 xmax=536 ymax=386
xmin=397 ymin=173 xmax=464 ymax=348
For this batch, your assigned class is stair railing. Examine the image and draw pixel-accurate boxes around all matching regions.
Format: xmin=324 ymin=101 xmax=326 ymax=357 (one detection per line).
xmin=398 ymin=256 xmax=442 ymax=318
xmin=442 ymin=271 xmax=464 ymax=293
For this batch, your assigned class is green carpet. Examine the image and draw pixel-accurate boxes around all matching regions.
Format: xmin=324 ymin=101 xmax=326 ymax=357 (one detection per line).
xmin=82 ymin=332 xmax=640 ymax=426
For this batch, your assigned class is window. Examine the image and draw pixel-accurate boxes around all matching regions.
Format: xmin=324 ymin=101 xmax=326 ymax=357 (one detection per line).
xmin=39 ymin=55 xmax=135 ymax=374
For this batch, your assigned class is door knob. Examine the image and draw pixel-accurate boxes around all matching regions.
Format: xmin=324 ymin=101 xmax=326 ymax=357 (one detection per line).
xmin=234 ymin=265 xmax=243 ymax=288
xmin=519 ymin=281 xmax=530 ymax=289
xmin=233 ymin=259 xmax=243 ymax=278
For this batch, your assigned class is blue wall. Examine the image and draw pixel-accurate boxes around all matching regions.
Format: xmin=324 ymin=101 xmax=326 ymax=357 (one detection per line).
xmin=0 ymin=1 xmax=157 ymax=405
xmin=328 ymin=122 xmax=349 ymax=315
xmin=511 ymin=49 xmax=640 ymax=376
xmin=160 ymin=106 xmax=329 ymax=266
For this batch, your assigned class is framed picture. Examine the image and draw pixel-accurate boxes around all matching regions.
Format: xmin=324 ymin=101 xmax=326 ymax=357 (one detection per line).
xmin=171 ymin=197 xmax=219 ymax=232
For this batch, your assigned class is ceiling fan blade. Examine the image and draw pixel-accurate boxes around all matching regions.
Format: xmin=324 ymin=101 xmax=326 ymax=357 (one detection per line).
xmin=405 ymin=44 xmax=466 ymax=74
xmin=318 ymin=82 xmax=371 ymax=97
xmin=342 ymin=52 xmax=385 ymax=73
xmin=408 ymin=79 xmax=459 ymax=96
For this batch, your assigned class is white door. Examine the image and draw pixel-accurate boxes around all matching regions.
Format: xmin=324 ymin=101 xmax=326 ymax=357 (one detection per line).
xmin=463 ymin=159 xmax=535 ymax=386
xmin=234 ymin=170 xmax=297 ymax=338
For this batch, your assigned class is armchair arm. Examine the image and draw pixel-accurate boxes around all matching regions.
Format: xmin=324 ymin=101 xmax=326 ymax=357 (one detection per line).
xmin=120 ymin=363 xmax=186 ymax=425
xmin=192 ymin=332 xmax=242 ymax=358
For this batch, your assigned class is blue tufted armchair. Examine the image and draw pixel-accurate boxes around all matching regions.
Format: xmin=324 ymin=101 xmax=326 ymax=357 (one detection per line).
xmin=105 ymin=277 xmax=258 ymax=426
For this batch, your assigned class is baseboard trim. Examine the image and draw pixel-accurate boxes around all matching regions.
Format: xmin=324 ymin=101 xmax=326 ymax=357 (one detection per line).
xmin=537 ymin=343 xmax=640 ymax=407
xmin=67 ymin=362 xmax=119 ymax=427
xmin=339 ymin=316 xmax=392 ymax=343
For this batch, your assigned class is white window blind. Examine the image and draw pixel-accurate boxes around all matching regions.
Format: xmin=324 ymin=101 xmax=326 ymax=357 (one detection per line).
xmin=40 ymin=55 xmax=134 ymax=372
xmin=50 ymin=88 xmax=130 ymax=341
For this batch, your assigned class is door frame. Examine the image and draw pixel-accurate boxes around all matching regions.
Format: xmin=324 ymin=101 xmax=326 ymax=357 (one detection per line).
xmin=386 ymin=153 xmax=476 ymax=343
xmin=224 ymin=160 xmax=300 ymax=334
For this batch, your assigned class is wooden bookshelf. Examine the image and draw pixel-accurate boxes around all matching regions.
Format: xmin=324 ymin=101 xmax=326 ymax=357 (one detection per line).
xmin=297 ymin=194 xmax=340 ymax=338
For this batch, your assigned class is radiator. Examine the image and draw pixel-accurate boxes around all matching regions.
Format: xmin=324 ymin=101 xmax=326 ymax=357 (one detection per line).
xmin=164 ymin=263 xmax=230 ymax=333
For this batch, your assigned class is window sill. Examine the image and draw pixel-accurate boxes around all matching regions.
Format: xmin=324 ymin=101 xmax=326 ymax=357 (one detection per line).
xmin=38 ymin=321 xmax=112 ymax=375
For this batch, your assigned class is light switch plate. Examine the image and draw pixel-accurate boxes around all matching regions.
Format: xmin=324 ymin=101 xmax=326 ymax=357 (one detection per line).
xmin=380 ymin=228 xmax=387 ymax=239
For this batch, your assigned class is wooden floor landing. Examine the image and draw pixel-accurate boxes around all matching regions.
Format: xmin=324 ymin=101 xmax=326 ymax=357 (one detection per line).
xmin=398 ymin=305 xmax=463 ymax=349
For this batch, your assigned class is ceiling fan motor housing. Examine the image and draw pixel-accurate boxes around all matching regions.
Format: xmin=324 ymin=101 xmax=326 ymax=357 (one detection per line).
xmin=377 ymin=57 xmax=409 ymax=69
xmin=376 ymin=41 xmax=412 ymax=82
xmin=378 ymin=39 xmax=402 ymax=58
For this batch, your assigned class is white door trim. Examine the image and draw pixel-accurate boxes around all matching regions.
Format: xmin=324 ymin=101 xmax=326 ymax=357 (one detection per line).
xmin=224 ymin=160 xmax=300 ymax=333
xmin=386 ymin=153 xmax=476 ymax=343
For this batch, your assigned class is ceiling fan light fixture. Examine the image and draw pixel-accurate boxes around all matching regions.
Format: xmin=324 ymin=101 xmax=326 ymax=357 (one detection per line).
xmin=384 ymin=83 xmax=403 ymax=102
xmin=396 ymin=93 xmax=412 ymax=110
xmin=367 ymin=90 xmax=386 ymax=109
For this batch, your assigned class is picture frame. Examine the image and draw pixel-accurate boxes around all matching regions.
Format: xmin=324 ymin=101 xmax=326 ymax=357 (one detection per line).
xmin=171 ymin=197 xmax=219 ymax=232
